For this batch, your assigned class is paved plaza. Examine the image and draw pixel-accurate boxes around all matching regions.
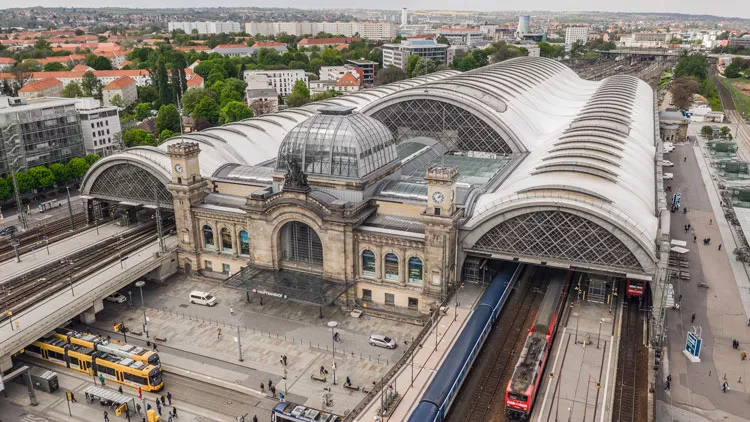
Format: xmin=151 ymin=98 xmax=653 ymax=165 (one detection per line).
xmin=82 ymin=274 xmax=424 ymax=417
xmin=656 ymin=136 xmax=750 ymax=421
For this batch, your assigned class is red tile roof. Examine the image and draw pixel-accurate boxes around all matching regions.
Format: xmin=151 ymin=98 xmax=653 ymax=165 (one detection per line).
xmin=71 ymin=64 xmax=92 ymax=72
xmin=18 ymin=78 xmax=62 ymax=93
xmin=254 ymin=41 xmax=285 ymax=47
xmin=0 ymin=58 xmax=16 ymax=64
xmin=298 ymin=37 xmax=361 ymax=46
xmin=336 ymin=72 xmax=360 ymax=87
xmin=103 ymin=76 xmax=135 ymax=90
xmin=186 ymin=74 xmax=204 ymax=88
xmin=213 ymin=44 xmax=250 ymax=49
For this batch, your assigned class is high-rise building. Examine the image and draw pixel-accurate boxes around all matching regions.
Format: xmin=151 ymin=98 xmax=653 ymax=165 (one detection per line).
xmin=75 ymin=98 xmax=122 ymax=157
xmin=517 ymin=16 xmax=531 ymax=35
xmin=0 ymin=97 xmax=85 ymax=177
xmin=565 ymin=26 xmax=590 ymax=50
xmin=245 ymin=21 xmax=395 ymax=41
xmin=401 ymin=8 xmax=408 ymax=26
xmin=382 ymin=38 xmax=449 ymax=71
xmin=168 ymin=21 xmax=241 ymax=35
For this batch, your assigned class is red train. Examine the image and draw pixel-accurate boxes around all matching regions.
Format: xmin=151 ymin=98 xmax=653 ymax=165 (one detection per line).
xmin=505 ymin=270 xmax=570 ymax=419
xmin=626 ymin=279 xmax=645 ymax=298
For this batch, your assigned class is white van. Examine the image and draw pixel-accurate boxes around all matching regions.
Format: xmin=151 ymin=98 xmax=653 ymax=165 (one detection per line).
xmin=189 ymin=291 xmax=217 ymax=306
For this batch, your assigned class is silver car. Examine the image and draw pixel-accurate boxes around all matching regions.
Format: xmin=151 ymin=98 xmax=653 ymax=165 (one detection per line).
xmin=369 ymin=334 xmax=397 ymax=349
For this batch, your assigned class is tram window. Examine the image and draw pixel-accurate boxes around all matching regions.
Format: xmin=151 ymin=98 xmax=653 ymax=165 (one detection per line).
xmin=124 ymin=372 xmax=147 ymax=385
xmin=26 ymin=344 xmax=42 ymax=355
xmin=48 ymin=350 xmax=65 ymax=360
xmin=69 ymin=356 xmax=79 ymax=366
xmin=97 ymin=365 xmax=115 ymax=376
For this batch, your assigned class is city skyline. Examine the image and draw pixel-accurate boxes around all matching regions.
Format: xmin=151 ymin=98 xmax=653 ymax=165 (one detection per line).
xmin=1 ymin=2 xmax=749 ymax=20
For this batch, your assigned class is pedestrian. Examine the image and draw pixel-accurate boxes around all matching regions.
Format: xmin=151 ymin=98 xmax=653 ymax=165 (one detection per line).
xmin=136 ymin=403 xmax=141 ymax=414
xmin=217 ymin=328 xmax=222 ymax=339
xmin=283 ymin=355 xmax=287 ymax=366
xmin=742 ymin=350 xmax=747 ymax=360
xmin=710 ymin=218 xmax=713 ymax=225
xmin=320 ymin=365 xmax=325 ymax=375
xmin=691 ymin=313 xmax=696 ymax=323
xmin=230 ymin=306 xmax=234 ymax=315
xmin=688 ymin=224 xmax=691 ymax=230
xmin=346 ymin=376 xmax=351 ymax=387
xmin=693 ymin=235 xmax=697 ymax=243
xmin=253 ymin=416 xmax=258 ymax=422
xmin=280 ymin=356 xmax=284 ymax=366
xmin=118 ymin=386 xmax=123 ymax=394
xmin=279 ymin=392 xmax=285 ymax=402
xmin=665 ymin=379 xmax=671 ymax=391
xmin=70 ymin=392 xmax=77 ymax=402
xmin=684 ymin=156 xmax=687 ymax=162
xmin=271 ymin=385 xmax=276 ymax=398
xmin=722 ymin=381 xmax=729 ymax=393
xmin=168 ymin=411 xmax=173 ymax=422
xmin=104 ymin=411 xmax=110 ymax=422
xmin=678 ymin=294 xmax=682 ymax=302
xmin=172 ymin=407 xmax=177 ymax=418
xmin=719 ymin=243 xmax=722 ymax=251
xmin=99 ymin=374 xmax=105 ymax=386
xmin=167 ymin=391 xmax=172 ymax=405
xmin=156 ymin=401 xmax=162 ymax=416
xmin=160 ymin=395 xmax=166 ymax=406
xmin=260 ymin=382 xmax=265 ymax=393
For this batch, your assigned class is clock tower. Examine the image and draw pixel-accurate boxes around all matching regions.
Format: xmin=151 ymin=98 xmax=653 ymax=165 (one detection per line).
xmin=422 ymin=165 xmax=461 ymax=302
xmin=167 ymin=142 xmax=208 ymax=270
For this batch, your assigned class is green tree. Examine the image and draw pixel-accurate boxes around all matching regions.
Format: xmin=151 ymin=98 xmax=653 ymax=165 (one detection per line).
xmin=123 ymin=129 xmax=157 ymax=147
xmin=374 ymin=66 xmax=407 ymax=86
xmin=0 ymin=177 xmax=11 ymax=201
xmin=411 ymin=57 xmax=439 ymax=77
xmin=17 ymin=60 xmax=42 ymax=73
xmin=158 ymin=129 xmax=177 ymax=141
xmin=720 ymin=126 xmax=731 ymax=137
xmin=74 ymin=29 xmax=85 ymax=36
xmin=701 ymin=125 xmax=713 ymax=137
xmin=135 ymin=103 xmax=153 ymax=121
xmin=43 ymin=62 xmax=66 ymax=71
xmin=193 ymin=97 xmax=220 ymax=124
xmin=110 ymin=94 xmax=123 ymax=108
xmin=81 ymin=71 xmax=102 ymax=99
xmin=670 ymin=76 xmax=701 ymax=110
xmin=12 ymin=172 xmax=36 ymax=194
xmin=27 ymin=166 xmax=55 ymax=189
xmin=137 ymin=86 xmax=158 ymax=104
xmin=538 ymin=42 xmax=564 ymax=58
xmin=84 ymin=154 xmax=101 ymax=166
xmin=62 ymin=82 xmax=84 ymax=98
xmin=220 ymin=100 xmax=253 ymax=124
xmin=181 ymin=88 xmax=215 ymax=116
xmin=67 ymin=158 xmax=90 ymax=180
xmin=674 ymin=54 xmax=709 ymax=81
xmin=307 ymin=58 xmax=324 ymax=75
xmin=406 ymin=55 xmax=421 ymax=76
xmin=285 ymin=80 xmax=310 ymax=108
xmin=85 ymin=54 xmax=113 ymax=70
xmin=155 ymin=104 xmax=181 ymax=134
xmin=49 ymin=163 xmax=70 ymax=183
xmin=724 ymin=62 xmax=741 ymax=78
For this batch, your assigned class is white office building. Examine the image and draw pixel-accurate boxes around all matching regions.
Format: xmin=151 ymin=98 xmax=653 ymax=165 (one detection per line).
xmin=75 ymin=98 xmax=122 ymax=156
xmin=401 ymin=8 xmax=408 ymax=26
xmin=243 ymin=69 xmax=308 ymax=97
xmin=168 ymin=21 xmax=241 ymax=35
xmin=565 ymin=26 xmax=590 ymax=50
xmin=383 ymin=39 xmax=449 ymax=71
xmin=245 ymin=21 xmax=396 ymax=41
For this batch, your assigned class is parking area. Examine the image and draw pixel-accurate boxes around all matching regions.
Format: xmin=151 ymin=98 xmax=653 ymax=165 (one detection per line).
xmin=85 ymin=273 xmax=424 ymax=416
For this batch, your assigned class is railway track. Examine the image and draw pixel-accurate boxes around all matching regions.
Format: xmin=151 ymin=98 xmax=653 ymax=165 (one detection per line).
xmin=0 ymin=222 xmax=167 ymax=316
xmin=0 ymin=212 xmax=90 ymax=262
xmin=447 ymin=267 xmax=546 ymax=422
xmin=612 ymin=297 xmax=649 ymax=422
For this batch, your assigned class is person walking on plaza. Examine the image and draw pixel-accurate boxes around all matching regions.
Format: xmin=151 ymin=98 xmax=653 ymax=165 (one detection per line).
xmin=722 ymin=381 xmax=729 ymax=393
xmin=136 ymin=403 xmax=141 ymax=414
xmin=283 ymin=355 xmax=287 ymax=366
xmin=104 ymin=411 xmax=110 ymax=422
xmin=742 ymin=350 xmax=747 ymax=361
xmin=693 ymin=235 xmax=697 ymax=243
xmin=230 ymin=306 xmax=234 ymax=315
xmin=99 ymin=374 xmax=105 ymax=386
xmin=719 ymin=243 xmax=722 ymax=251
xmin=118 ymin=386 xmax=123 ymax=394
xmin=160 ymin=395 xmax=166 ymax=406
xmin=172 ymin=407 xmax=177 ymax=418
xmin=168 ymin=411 xmax=173 ymax=422
xmin=167 ymin=391 xmax=172 ymax=405
xmin=260 ymin=382 xmax=265 ymax=394
xmin=691 ymin=313 xmax=696 ymax=323
xmin=217 ymin=328 xmax=222 ymax=339
xmin=156 ymin=400 xmax=162 ymax=416
xmin=710 ymin=218 xmax=713 ymax=225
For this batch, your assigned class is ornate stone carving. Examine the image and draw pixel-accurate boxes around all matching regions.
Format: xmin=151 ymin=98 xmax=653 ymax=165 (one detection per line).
xmin=282 ymin=155 xmax=310 ymax=193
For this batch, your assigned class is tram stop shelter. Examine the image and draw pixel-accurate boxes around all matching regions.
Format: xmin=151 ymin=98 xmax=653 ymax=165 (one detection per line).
xmin=223 ymin=266 xmax=349 ymax=307
xmin=83 ymin=385 xmax=135 ymax=418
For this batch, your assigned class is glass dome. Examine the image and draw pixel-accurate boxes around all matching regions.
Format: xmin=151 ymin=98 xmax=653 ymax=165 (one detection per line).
xmin=276 ymin=106 xmax=397 ymax=179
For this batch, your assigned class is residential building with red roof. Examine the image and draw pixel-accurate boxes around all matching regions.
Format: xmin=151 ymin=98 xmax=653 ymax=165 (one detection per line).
xmin=102 ymin=76 xmax=137 ymax=107
xmin=298 ymin=37 xmax=361 ymax=48
xmin=186 ymin=73 xmax=204 ymax=90
xmin=0 ymin=57 xmax=16 ymax=71
xmin=18 ymin=78 xmax=63 ymax=98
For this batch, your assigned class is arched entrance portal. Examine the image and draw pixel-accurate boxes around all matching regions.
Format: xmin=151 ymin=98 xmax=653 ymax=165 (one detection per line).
xmin=279 ymin=221 xmax=323 ymax=267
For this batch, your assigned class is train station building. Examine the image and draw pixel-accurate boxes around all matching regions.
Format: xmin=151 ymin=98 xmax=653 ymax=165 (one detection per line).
xmin=80 ymin=57 xmax=665 ymax=316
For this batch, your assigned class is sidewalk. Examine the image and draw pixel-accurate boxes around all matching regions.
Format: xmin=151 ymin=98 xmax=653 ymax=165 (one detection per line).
xmin=354 ymin=283 xmax=486 ymax=422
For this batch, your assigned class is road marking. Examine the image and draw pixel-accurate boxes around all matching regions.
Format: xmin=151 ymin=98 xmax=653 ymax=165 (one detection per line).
xmin=21 ymin=414 xmax=51 ymax=422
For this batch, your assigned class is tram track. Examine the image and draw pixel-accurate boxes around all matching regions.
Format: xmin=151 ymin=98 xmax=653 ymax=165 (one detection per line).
xmin=447 ymin=267 xmax=547 ymax=422
xmin=0 ymin=212 xmax=91 ymax=262
xmin=0 ymin=222 xmax=169 ymax=316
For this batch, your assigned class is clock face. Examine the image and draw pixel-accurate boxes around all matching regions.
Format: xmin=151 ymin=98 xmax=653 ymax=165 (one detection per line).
xmin=432 ymin=191 xmax=445 ymax=204
xmin=174 ymin=164 xmax=183 ymax=174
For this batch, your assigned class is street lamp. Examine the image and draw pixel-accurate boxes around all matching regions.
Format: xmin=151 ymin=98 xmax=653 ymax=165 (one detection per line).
xmin=327 ymin=321 xmax=338 ymax=385
xmin=135 ymin=280 xmax=148 ymax=339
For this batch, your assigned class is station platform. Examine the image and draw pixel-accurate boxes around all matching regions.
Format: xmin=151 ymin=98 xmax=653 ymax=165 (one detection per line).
xmin=0 ymin=220 xmax=134 ymax=282
xmin=354 ymin=283 xmax=487 ymax=422
xmin=531 ymin=294 xmax=621 ymax=422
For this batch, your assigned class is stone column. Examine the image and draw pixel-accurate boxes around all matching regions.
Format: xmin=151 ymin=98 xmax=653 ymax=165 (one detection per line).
xmin=80 ymin=299 xmax=104 ymax=325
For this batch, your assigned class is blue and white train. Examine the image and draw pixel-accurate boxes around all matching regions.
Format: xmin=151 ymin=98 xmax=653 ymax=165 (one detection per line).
xmin=408 ymin=263 xmax=523 ymax=422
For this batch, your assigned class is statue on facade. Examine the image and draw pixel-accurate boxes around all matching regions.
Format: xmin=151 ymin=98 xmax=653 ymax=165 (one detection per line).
xmin=283 ymin=154 xmax=310 ymax=192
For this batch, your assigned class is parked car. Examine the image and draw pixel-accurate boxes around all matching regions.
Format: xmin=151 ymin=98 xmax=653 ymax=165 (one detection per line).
xmin=105 ymin=293 xmax=127 ymax=304
xmin=662 ymin=160 xmax=675 ymax=167
xmin=664 ymin=173 xmax=674 ymax=180
xmin=369 ymin=334 xmax=397 ymax=349
xmin=189 ymin=291 xmax=217 ymax=306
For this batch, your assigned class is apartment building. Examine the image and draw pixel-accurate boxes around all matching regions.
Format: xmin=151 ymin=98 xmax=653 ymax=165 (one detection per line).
xmin=245 ymin=21 xmax=396 ymax=41
xmin=102 ymin=76 xmax=137 ymax=107
xmin=345 ymin=59 xmax=377 ymax=87
xmin=243 ymin=69 xmax=308 ymax=97
xmin=167 ymin=21 xmax=241 ymax=35
xmin=75 ymin=98 xmax=122 ymax=156
xmin=437 ymin=27 xmax=485 ymax=46
xmin=565 ymin=26 xmax=590 ymax=50
xmin=382 ymin=38 xmax=449 ymax=71
xmin=245 ymin=74 xmax=279 ymax=115
xmin=17 ymin=78 xmax=63 ymax=98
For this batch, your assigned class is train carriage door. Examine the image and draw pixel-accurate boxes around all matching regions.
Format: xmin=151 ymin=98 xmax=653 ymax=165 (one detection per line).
xmin=64 ymin=346 xmax=71 ymax=368
xmin=116 ymin=369 xmax=125 ymax=384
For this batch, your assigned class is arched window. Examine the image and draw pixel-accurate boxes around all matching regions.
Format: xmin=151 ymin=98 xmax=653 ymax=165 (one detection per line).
xmin=280 ymin=221 xmax=323 ymax=265
xmin=202 ymin=225 xmax=214 ymax=249
xmin=221 ymin=228 xmax=232 ymax=252
xmin=384 ymin=253 xmax=399 ymax=281
xmin=408 ymin=257 xmax=423 ymax=284
xmin=362 ymin=250 xmax=376 ymax=277
xmin=239 ymin=230 xmax=250 ymax=256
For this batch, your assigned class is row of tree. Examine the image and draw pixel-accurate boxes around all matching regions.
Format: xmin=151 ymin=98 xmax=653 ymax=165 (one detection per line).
xmin=0 ymin=154 xmax=101 ymax=202
xmin=725 ymin=58 xmax=750 ymax=79
xmin=670 ymin=54 xmax=721 ymax=111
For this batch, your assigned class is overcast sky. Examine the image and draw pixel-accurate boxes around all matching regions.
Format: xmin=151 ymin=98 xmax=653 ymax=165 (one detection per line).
xmin=7 ymin=1 xmax=750 ymax=20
